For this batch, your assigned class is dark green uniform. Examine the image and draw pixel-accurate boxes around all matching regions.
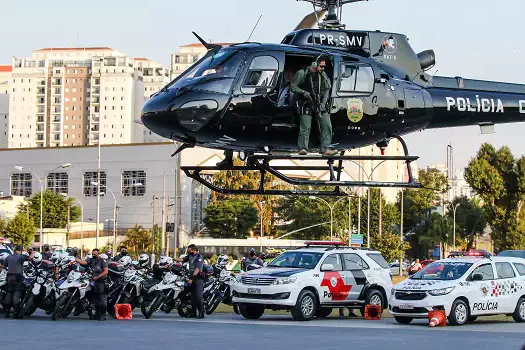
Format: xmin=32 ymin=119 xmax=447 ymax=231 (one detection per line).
xmin=290 ymin=67 xmax=333 ymax=152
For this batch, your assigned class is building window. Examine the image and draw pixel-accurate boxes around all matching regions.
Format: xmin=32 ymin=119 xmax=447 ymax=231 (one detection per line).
xmin=47 ymin=172 xmax=68 ymax=194
xmin=122 ymin=170 xmax=146 ymax=196
xmin=191 ymin=179 xmax=211 ymax=233
xmin=83 ymin=171 xmax=106 ymax=197
xmin=11 ymin=173 xmax=32 ymax=197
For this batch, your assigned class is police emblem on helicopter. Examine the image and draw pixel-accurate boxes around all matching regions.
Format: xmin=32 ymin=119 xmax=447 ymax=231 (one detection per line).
xmin=382 ymin=34 xmax=397 ymax=54
xmin=347 ymin=98 xmax=364 ymax=123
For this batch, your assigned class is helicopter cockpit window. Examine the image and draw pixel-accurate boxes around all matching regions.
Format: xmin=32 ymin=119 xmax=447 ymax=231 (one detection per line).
xmin=167 ymin=49 xmax=244 ymax=95
xmin=338 ymin=64 xmax=374 ymax=94
xmin=242 ymin=56 xmax=279 ymax=94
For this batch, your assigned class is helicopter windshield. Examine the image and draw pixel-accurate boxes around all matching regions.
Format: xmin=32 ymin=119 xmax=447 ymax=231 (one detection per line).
xmin=168 ymin=48 xmax=243 ymax=95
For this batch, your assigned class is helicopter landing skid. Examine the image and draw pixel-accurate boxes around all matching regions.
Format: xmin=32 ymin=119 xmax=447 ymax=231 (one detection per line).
xmin=181 ymin=138 xmax=422 ymax=197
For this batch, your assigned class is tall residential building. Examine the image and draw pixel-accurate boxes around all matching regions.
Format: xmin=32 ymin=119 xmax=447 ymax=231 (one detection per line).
xmin=171 ymin=43 xmax=233 ymax=77
xmin=134 ymin=58 xmax=171 ymax=142
xmin=7 ymin=47 xmax=147 ymax=148
xmin=0 ymin=65 xmax=11 ymax=148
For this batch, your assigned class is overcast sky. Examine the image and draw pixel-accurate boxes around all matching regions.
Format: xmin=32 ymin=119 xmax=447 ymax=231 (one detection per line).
xmin=1 ymin=0 xmax=524 ymax=170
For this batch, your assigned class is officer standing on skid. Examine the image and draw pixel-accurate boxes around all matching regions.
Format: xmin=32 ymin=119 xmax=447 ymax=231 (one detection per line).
xmin=0 ymin=245 xmax=35 ymax=318
xmin=175 ymin=244 xmax=205 ymax=318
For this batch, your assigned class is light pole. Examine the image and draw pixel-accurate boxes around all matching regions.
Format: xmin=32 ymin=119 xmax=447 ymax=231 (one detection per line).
xmin=61 ymin=193 xmax=83 ymax=258
xmin=95 ymin=57 xmax=104 ymax=251
xmin=309 ymin=196 xmax=347 ymax=241
xmin=259 ymin=200 xmax=265 ymax=254
xmin=14 ymin=163 xmax=71 ymax=251
xmin=452 ymin=203 xmax=461 ymax=251
xmin=92 ymin=182 xmax=142 ymax=254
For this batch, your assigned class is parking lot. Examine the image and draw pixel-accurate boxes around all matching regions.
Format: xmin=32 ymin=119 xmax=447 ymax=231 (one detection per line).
xmin=3 ymin=311 xmax=524 ymax=350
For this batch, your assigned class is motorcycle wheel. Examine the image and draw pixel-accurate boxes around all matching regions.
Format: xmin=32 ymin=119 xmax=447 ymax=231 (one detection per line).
xmin=233 ymin=304 xmax=241 ymax=315
xmin=177 ymin=303 xmax=194 ymax=318
xmin=205 ymin=294 xmax=221 ymax=315
xmin=145 ymin=295 xmax=163 ymax=319
xmin=52 ymin=294 xmax=69 ymax=321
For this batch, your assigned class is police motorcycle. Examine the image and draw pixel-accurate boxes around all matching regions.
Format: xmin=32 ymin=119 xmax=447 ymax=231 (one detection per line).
xmin=106 ymin=256 xmax=134 ymax=317
xmin=141 ymin=257 xmax=189 ymax=319
xmin=18 ymin=258 xmax=59 ymax=318
xmin=51 ymin=260 xmax=94 ymax=321
xmin=208 ymin=255 xmax=240 ymax=315
xmin=0 ymin=253 xmax=9 ymax=307
xmin=112 ymin=254 xmax=150 ymax=314
xmin=175 ymin=263 xmax=217 ymax=318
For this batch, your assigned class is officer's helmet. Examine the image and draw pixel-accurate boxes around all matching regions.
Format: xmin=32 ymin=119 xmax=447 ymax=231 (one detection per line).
xmin=138 ymin=254 xmax=149 ymax=267
xmin=119 ymin=255 xmax=133 ymax=268
xmin=50 ymin=252 xmax=60 ymax=263
xmin=99 ymin=254 xmax=108 ymax=261
xmin=33 ymin=252 xmax=43 ymax=264
xmin=0 ymin=252 xmax=9 ymax=264
xmin=217 ymin=254 xmax=229 ymax=266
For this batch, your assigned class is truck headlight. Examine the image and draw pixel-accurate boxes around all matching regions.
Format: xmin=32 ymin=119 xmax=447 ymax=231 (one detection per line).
xmin=428 ymin=287 xmax=455 ymax=296
xmin=272 ymin=276 xmax=297 ymax=285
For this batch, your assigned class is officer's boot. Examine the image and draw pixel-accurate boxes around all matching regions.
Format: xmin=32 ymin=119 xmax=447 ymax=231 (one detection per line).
xmin=4 ymin=307 xmax=10 ymax=319
xmin=99 ymin=298 xmax=107 ymax=321
xmin=196 ymin=302 xmax=205 ymax=319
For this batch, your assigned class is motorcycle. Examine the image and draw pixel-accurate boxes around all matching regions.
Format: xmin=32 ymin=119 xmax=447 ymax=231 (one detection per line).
xmin=0 ymin=269 xmax=7 ymax=307
xmin=211 ymin=265 xmax=239 ymax=314
xmin=113 ymin=268 xmax=147 ymax=313
xmin=18 ymin=260 xmax=59 ymax=318
xmin=141 ymin=264 xmax=186 ymax=319
xmin=51 ymin=267 xmax=94 ymax=321
xmin=106 ymin=261 xmax=129 ymax=317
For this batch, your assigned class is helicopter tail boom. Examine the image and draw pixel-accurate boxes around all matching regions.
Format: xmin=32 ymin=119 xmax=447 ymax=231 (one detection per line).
xmin=425 ymin=79 xmax=525 ymax=129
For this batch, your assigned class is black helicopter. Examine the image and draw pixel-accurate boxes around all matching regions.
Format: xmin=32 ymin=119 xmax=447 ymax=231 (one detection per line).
xmin=141 ymin=0 xmax=525 ymax=197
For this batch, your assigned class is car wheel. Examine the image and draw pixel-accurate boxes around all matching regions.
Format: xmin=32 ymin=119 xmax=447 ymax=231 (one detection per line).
xmin=239 ymin=304 xmax=265 ymax=320
xmin=394 ymin=316 xmax=413 ymax=324
xmin=360 ymin=289 xmax=384 ymax=316
xmin=291 ymin=290 xmax=317 ymax=321
xmin=512 ymin=297 xmax=525 ymax=322
xmin=448 ymin=299 xmax=469 ymax=326
xmin=315 ymin=308 xmax=333 ymax=318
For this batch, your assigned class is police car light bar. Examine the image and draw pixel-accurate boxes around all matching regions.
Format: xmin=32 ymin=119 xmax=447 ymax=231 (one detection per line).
xmin=448 ymin=250 xmax=492 ymax=258
xmin=305 ymin=241 xmax=347 ymax=247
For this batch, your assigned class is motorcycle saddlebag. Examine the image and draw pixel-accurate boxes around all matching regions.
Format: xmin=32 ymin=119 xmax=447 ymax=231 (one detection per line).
xmin=39 ymin=260 xmax=56 ymax=270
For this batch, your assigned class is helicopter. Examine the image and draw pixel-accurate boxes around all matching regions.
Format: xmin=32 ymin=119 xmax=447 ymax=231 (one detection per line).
xmin=141 ymin=0 xmax=525 ymax=197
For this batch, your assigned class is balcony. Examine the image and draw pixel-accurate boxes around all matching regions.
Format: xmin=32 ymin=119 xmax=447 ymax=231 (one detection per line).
xmin=52 ymin=116 xmax=61 ymax=123
xmin=92 ymin=88 xmax=100 ymax=94
xmin=37 ymin=98 xmax=45 ymax=104
xmin=92 ymin=78 xmax=100 ymax=85
xmin=37 ymin=88 xmax=45 ymax=95
xmin=51 ymin=125 xmax=60 ymax=132
xmin=37 ymin=116 xmax=44 ymax=123
xmin=52 ymin=98 xmax=62 ymax=104
xmin=37 ymin=80 xmax=46 ymax=86
xmin=36 ymin=125 xmax=45 ymax=132
xmin=91 ymin=97 xmax=100 ymax=104
xmin=53 ymin=107 xmax=61 ymax=113
xmin=36 ymin=135 xmax=44 ymax=141
xmin=53 ymin=88 xmax=61 ymax=95
xmin=52 ymin=79 xmax=62 ymax=86
xmin=37 ymin=107 xmax=45 ymax=114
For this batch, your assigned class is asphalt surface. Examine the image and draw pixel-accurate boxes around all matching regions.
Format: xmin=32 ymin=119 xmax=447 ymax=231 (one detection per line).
xmin=2 ymin=311 xmax=525 ymax=350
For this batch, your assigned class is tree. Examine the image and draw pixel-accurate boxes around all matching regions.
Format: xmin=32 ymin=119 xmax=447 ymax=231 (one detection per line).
xmin=447 ymin=197 xmax=486 ymax=250
xmin=0 ymin=218 xmax=6 ymax=236
xmin=211 ymin=157 xmax=289 ymax=237
xmin=465 ymin=144 xmax=525 ymax=251
xmin=26 ymin=190 xmax=81 ymax=229
xmin=122 ymin=224 xmax=151 ymax=255
xmin=203 ymin=199 xmax=258 ymax=238
xmin=370 ymin=232 xmax=410 ymax=263
xmin=5 ymin=213 xmax=36 ymax=247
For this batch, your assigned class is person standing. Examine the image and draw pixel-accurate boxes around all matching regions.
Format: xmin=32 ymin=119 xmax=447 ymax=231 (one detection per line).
xmin=41 ymin=244 xmax=52 ymax=261
xmin=242 ymin=248 xmax=264 ymax=271
xmin=0 ymin=245 xmax=35 ymax=318
xmin=112 ymin=246 xmax=128 ymax=262
xmin=290 ymin=56 xmax=337 ymax=156
xmin=175 ymin=244 xmax=205 ymax=318
xmin=76 ymin=248 xmax=108 ymax=320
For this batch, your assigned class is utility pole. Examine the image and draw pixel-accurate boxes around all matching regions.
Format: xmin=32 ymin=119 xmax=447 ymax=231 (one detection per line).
xmin=66 ymin=205 xmax=70 ymax=247
xmin=399 ymin=188 xmax=404 ymax=276
xmin=115 ymin=205 xmax=120 ymax=249
xmin=161 ymin=173 xmax=166 ymax=256
xmin=347 ymin=195 xmax=351 ymax=246
xmin=152 ymin=194 xmax=157 ymax=264
xmin=379 ymin=189 xmax=382 ymax=236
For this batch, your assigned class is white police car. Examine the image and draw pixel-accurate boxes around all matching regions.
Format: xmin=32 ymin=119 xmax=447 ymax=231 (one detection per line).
xmin=389 ymin=251 xmax=525 ymax=325
xmin=232 ymin=241 xmax=393 ymax=321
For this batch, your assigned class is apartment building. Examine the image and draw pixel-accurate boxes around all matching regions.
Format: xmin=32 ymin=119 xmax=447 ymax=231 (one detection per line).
xmin=6 ymin=47 xmax=149 ymax=149
xmin=171 ymin=43 xmax=233 ymax=77
xmin=134 ymin=58 xmax=171 ymax=142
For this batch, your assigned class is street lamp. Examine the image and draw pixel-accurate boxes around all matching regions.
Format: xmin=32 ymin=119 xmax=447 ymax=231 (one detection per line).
xmin=14 ymin=163 xmax=70 ymax=251
xmin=309 ymin=196 xmax=347 ymax=241
xmin=61 ymin=193 xmax=83 ymax=258
xmin=452 ymin=203 xmax=461 ymax=251
xmin=91 ymin=181 xmax=142 ymax=254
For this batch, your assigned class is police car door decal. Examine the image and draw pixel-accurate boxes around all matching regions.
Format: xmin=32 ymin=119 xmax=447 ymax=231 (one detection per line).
xmin=321 ymin=272 xmax=352 ymax=301
xmin=342 ymin=254 xmax=368 ymax=301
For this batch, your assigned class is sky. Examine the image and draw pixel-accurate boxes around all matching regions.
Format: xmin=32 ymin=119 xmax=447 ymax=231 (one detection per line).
xmin=1 ymin=0 xmax=525 ymax=170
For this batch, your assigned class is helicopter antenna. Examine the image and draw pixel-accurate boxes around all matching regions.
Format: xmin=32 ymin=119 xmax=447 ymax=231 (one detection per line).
xmin=192 ymin=31 xmax=221 ymax=50
xmin=246 ymin=15 xmax=263 ymax=42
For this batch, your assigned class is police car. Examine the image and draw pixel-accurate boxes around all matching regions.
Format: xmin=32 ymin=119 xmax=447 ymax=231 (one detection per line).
xmin=232 ymin=241 xmax=393 ymax=321
xmin=389 ymin=251 xmax=525 ymax=325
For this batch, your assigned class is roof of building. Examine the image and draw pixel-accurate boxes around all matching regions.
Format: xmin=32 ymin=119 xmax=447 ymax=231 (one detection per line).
xmin=0 ymin=65 xmax=12 ymax=73
xmin=35 ymin=47 xmax=114 ymax=52
xmin=134 ymin=58 xmax=149 ymax=61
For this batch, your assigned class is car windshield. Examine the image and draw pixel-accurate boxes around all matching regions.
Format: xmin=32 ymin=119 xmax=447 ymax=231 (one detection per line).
xmin=411 ymin=261 xmax=473 ymax=280
xmin=167 ymin=48 xmax=243 ymax=94
xmin=267 ymin=252 xmax=323 ymax=269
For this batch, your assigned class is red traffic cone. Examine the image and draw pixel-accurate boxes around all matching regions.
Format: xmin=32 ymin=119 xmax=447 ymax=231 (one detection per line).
xmin=364 ymin=304 xmax=382 ymax=320
xmin=115 ymin=304 xmax=133 ymax=320
xmin=428 ymin=310 xmax=446 ymax=327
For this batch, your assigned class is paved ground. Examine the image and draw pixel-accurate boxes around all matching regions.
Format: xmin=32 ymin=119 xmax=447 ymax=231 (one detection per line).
xmin=2 ymin=311 xmax=525 ymax=350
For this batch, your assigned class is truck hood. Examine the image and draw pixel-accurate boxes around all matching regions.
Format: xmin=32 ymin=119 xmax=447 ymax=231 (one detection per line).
xmin=243 ymin=267 xmax=309 ymax=277
xmin=394 ymin=278 xmax=457 ymax=291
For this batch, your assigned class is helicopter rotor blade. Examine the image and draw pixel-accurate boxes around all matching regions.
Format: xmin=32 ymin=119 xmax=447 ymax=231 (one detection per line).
xmin=294 ymin=9 xmax=327 ymax=31
xmin=192 ymin=31 xmax=221 ymax=50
